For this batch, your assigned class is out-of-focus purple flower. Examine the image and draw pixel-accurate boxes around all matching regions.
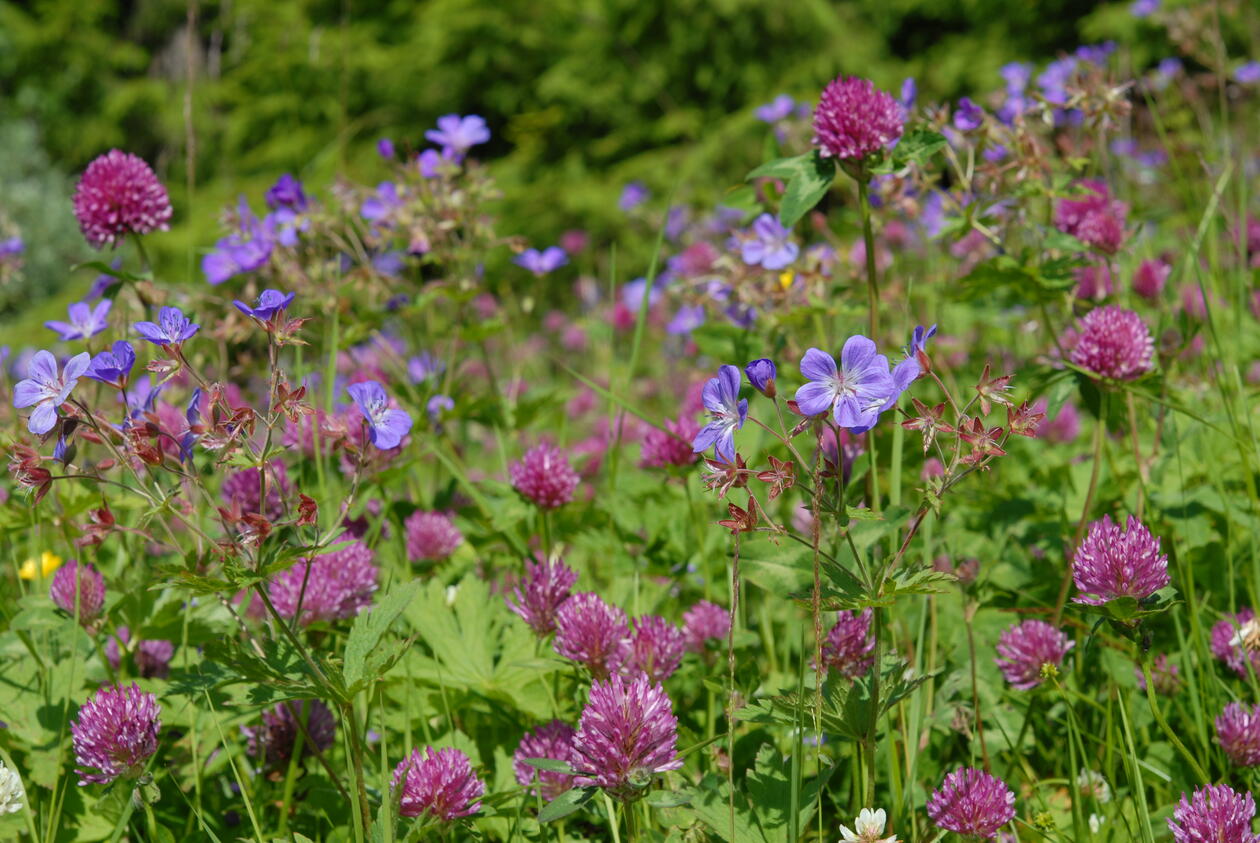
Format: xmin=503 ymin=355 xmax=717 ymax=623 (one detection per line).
xmin=1133 ymin=258 xmax=1170 ymax=299
xmin=691 ymin=365 xmax=747 ymax=463
xmin=1215 ymin=702 xmax=1260 ymax=767
xmin=14 ymin=350 xmax=91 ymax=435
xmin=424 ymin=114 xmax=490 ymax=159
xmin=417 ymin=148 xmax=455 ymax=178
xmin=106 ymin=628 xmax=174 ymax=679
xmin=269 ymin=535 xmax=378 ymax=625
xmin=1072 ymin=514 xmax=1169 ymax=606
xmin=514 ymin=247 xmax=568 ymax=276
xmin=203 ymin=200 xmax=278 ymax=284
xmin=994 ymin=620 xmax=1074 ymax=690
xmin=426 ymin=394 xmax=454 ymax=423
xmin=265 ymin=174 xmax=308 ymax=212
xmin=510 ymin=443 xmax=580 ymax=509
xmin=514 ymin=720 xmax=577 ymax=800
xmin=0 ymin=236 xmax=22 ymax=258
xmin=928 ymin=768 xmax=1016 ymax=839
xmin=954 ymin=97 xmax=985 ymax=131
xmin=45 ymin=300 xmax=111 ymax=342
xmin=1135 ymin=653 xmax=1181 ymax=695
xmin=71 ymin=683 xmax=161 ymax=785
xmin=372 ymin=250 xmax=406 ymax=278
xmin=360 ymin=181 xmax=402 ymax=224
xmin=234 ymin=289 xmax=295 ymax=325
xmin=1235 ymin=62 xmax=1260 ymax=85
xmin=1074 ymin=263 xmax=1113 ymax=301
xmin=666 ymin=305 xmax=705 ymax=336
xmin=50 ymin=561 xmax=105 ymax=626
xmin=1076 ymin=42 xmax=1117 ymax=65
xmin=377 ymin=137 xmax=395 ymax=159
xmin=1068 ymin=305 xmax=1154 ymax=380
xmin=745 ymin=358 xmax=777 ymax=397
xmin=619 ymin=181 xmax=650 ymax=211
xmin=681 ymin=601 xmax=730 ymax=653
xmin=242 ymin=700 xmax=336 ymax=769
xmin=1032 ymin=399 xmax=1080 ymax=444
xmin=735 ymin=213 xmax=798 ymax=270
xmin=1131 ymin=0 xmax=1159 ymax=16
xmin=1156 ymin=57 xmax=1184 ymax=82
xmin=404 ymin=510 xmax=463 ymax=563
xmin=1211 ymin=609 xmax=1260 ymax=678
xmin=1055 ymin=180 xmax=1127 ymax=254
xmin=221 ymin=464 xmax=291 ymax=521
xmin=900 ymin=77 xmax=917 ymax=115
xmin=795 ymin=338 xmax=896 ymax=432
xmin=627 ymin=615 xmax=685 ymax=683
xmin=640 ymin=416 xmax=701 ymax=469
xmin=73 ymin=150 xmax=172 ymax=249
xmin=346 ymin=381 xmax=412 ymax=450
xmin=1167 ymin=784 xmax=1259 ymax=843
xmin=553 ymin=592 xmax=630 ymax=679
xmin=85 ymin=341 xmax=136 ymax=389
xmin=408 ymin=352 xmax=445 ymax=384
xmin=1001 ymin=62 xmax=1032 ymax=94
xmin=571 ymin=673 xmax=682 ymax=801
xmin=755 ymin=94 xmax=797 ymax=123
xmin=1038 ymin=56 xmax=1079 ymax=106
xmin=135 ymin=306 xmax=199 ymax=347
xmin=392 ymin=746 xmax=484 ymax=821
xmin=821 ymin=609 xmax=876 ymax=678
xmin=507 ymin=555 xmax=578 ymax=636
xmin=812 ymin=76 xmax=904 ymax=160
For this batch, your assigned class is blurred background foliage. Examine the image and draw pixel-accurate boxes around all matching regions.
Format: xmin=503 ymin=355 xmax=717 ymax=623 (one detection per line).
xmin=0 ymin=0 xmax=1181 ymax=316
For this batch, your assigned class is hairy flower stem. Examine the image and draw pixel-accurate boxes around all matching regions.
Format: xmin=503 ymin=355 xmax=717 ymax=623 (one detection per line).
xmin=864 ymin=607 xmax=882 ymax=808
xmin=1127 ymin=392 xmax=1147 ymax=520
xmin=857 ymin=172 xmax=880 ymax=340
xmin=810 ymin=430 xmax=825 ymax=800
xmin=343 ymin=701 xmax=373 ymax=837
xmin=1140 ymin=658 xmax=1208 ymax=781
xmin=964 ymin=600 xmax=990 ymax=769
xmin=726 ymin=532 xmax=741 ymax=842
xmin=1054 ymin=393 xmax=1107 ymax=624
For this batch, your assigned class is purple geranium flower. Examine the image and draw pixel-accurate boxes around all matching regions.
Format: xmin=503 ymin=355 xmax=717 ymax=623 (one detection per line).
xmin=1236 ymin=62 xmax=1260 ymax=85
xmin=619 ymin=181 xmax=650 ymax=211
xmin=45 ymin=300 xmax=112 ymax=342
xmin=360 ymin=182 xmax=403 ymax=223
xmin=737 ymin=213 xmax=798 ymax=270
xmin=85 ymin=341 xmax=136 ymax=389
xmin=135 ymin=306 xmax=199 ymax=347
xmin=691 ymin=364 xmax=747 ymax=462
xmin=794 ymin=337 xmax=896 ymax=432
xmin=346 ymin=381 xmax=413 ymax=450
xmin=264 ymin=174 xmax=308 ymax=212
xmin=377 ymin=137 xmax=395 ymax=159
xmin=754 ymin=94 xmax=796 ymax=123
xmin=954 ymin=97 xmax=985 ymax=131
xmin=417 ymin=148 xmax=455 ymax=178
xmin=202 ymin=200 xmax=277 ymax=285
xmin=234 ymin=289 xmax=295 ymax=324
xmin=745 ymin=358 xmax=777 ymax=396
xmin=426 ymin=394 xmax=454 ymax=422
xmin=514 ymin=247 xmax=568 ymax=276
xmin=14 ymin=350 xmax=91 ymax=435
xmin=666 ymin=305 xmax=705 ymax=335
xmin=1131 ymin=0 xmax=1159 ymax=16
xmin=424 ymin=114 xmax=490 ymax=159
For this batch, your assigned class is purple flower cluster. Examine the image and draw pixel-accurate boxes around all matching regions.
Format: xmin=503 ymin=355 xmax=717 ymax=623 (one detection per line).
xmin=820 ymin=609 xmax=876 ymax=678
xmin=510 ymin=443 xmax=580 ymax=509
xmin=1216 ymin=702 xmax=1260 ymax=767
xmin=72 ymin=150 xmax=172 ymax=248
xmin=682 ymin=600 xmax=730 ymax=653
xmin=1167 ymin=784 xmax=1259 ymax=843
xmin=49 ymin=561 xmax=106 ymax=627
xmin=994 ymin=619 xmax=1074 ymax=689
xmin=553 ymin=592 xmax=630 ymax=679
xmin=811 ymin=76 xmax=905 ymax=161
xmin=796 ymin=335 xmax=918 ymax=433
xmin=1068 ymin=306 xmax=1154 ymax=381
xmin=269 ymin=535 xmax=379 ymax=625
xmin=1211 ymin=609 xmax=1260 ymax=678
xmin=1072 ymin=514 xmax=1169 ymax=606
xmin=105 ymin=627 xmax=174 ymax=679
xmin=507 ymin=555 xmax=578 ymax=636
xmin=571 ymin=673 xmax=683 ymax=801
xmin=927 ymin=767 xmax=1017 ymax=839
xmin=242 ymin=700 xmax=337 ymax=769
xmin=404 ymin=510 xmax=464 ymax=563
xmin=71 ymin=683 xmax=161 ymax=785
xmin=626 ymin=615 xmax=686 ymax=683
xmin=513 ymin=720 xmax=577 ymax=800
xmin=392 ymin=746 xmax=484 ymax=821
xmin=1054 ymin=180 xmax=1128 ymax=254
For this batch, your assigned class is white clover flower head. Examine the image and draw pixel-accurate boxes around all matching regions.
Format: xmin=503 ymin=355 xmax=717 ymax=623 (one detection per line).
xmin=1076 ymin=768 xmax=1111 ymax=804
xmin=840 ymin=807 xmax=897 ymax=842
xmin=1089 ymin=813 xmax=1105 ymax=834
xmin=0 ymin=760 xmax=25 ymax=815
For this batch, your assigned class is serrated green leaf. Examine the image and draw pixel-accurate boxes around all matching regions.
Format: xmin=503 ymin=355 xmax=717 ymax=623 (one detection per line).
xmin=538 ymin=787 xmax=596 ymax=822
xmin=746 ymin=153 xmax=810 ymax=181
xmin=778 ymin=154 xmax=836 ymax=228
xmin=343 ymin=580 xmax=420 ymax=693
xmin=519 ymin=757 xmax=575 ymax=774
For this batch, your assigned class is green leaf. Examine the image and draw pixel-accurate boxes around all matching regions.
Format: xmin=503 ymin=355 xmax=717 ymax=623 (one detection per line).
xmin=538 ymin=787 xmax=596 ymax=822
xmin=644 ymin=790 xmax=691 ymax=808
xmin=778 ymin=153 xmax=836 ymax=228
xmin=343 ymin=580 xmax=420 ymax=694
xmin=746 ymin=153 xmax=810 ymax=181
xmin=519 ymin=757 xmax=575 ymax=774
xmin=893 ymin=128 xmax=947 ymax=167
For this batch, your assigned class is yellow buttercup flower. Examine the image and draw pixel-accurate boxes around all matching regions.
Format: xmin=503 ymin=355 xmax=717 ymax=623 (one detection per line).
xmin=18 ymin=551 xmax=62 ymax=581
xmin=778 ymin=270 xmax=794 ymax=290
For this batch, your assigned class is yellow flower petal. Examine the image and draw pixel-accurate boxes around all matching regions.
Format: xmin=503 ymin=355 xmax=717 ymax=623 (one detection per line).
xmin=40 ymin=551 xmax=62 ymax=577
xmin=778 ymin=270 xmax=794 ymax=290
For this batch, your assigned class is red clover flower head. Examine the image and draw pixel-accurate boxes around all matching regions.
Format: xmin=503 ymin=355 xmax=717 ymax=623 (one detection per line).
xmin=404 ymin=510 xmax=463 ymax=563
xmin=1216 ymin=702 xmax=1260 ymax=767
xmin=510 ymin=443 xmax=580 ymax=509
xmin=1211 ymin=609 xmax=1260 ymax=678
xmin=71 ymin=683 xmax=161 ymax=785
xmin=269 ymin=534 xmax=378 ymax=625
xmin=242 ymin=700 xmax=336 ymax=769
xmin=513 ymin=720 xmax=577 ymax=800
xmin=1068 ymin=306 xmax=1154 ymax=381
xmin=553 ymin=592 xmax=630 ymax=679
xmin=50 ymin=561 xmax=106 ymax=627
xmin=221 ymin=464 xmax=291 ymax=521
xmin=812 ymin=76 xmax=905 ymax=161
xmin=627 ymin=615 xmax=686 ymax=682
xmin=927 ymin=767 xmax=1017 ymax=839
xmin=1167 ymin=784 xmax=1259 ymax=843
xmin=820 ymin=609 xmax=876 ymax=678
xmin=391 ymin=746 xmax=484 ymax=821
xmin=994 ymin=620 xmax=1074 ymax=689
xmin=73 ymin=150 xmax=173 ymax=249
xmin=1072 ymin=514 xmax=1169 ymax=606
xmin=506 ymin=555 xmax=578 ymax=636
xmin=640 ymin=416 xmax=702 ymax=469
xmin=571 ymin=673 xmax=683 ymax=801
xmin=682 ymin=600 xmax=731 ymax=653
xmin=1054 ymin=180 xmax=1127 ymax=254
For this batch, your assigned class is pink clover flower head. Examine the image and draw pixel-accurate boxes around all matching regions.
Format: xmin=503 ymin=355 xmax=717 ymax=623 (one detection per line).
xmin=1216 ymin=701 xmax=1260 ymax=767
xmin=994 ymin=619 xmax=1074 ymax=689
xmin=50 ymin=561 xmax=106 ymax=627
xmin=269 ymin=534 xmax=379 ymax=625
xmin=404 ymin=510 xmax=463 ymax=562
xmin=1167 ymin=784 xmax=1259 ymax=843
xmin=242 ymin=700 xmax=336 ymax=769
xmin=1072 ymin=514 xmax=1169 ymax=606
xmin=71 ymin=683 xmax=161 ymax=785
xmin=552 ymin=592 xmax=630 ymax=679
xmin=391 ymin=746 xmax=484 ymax=821
xmin=571 ymin=673 xmax=683 ymax=801
xmin=811 ymin=76 xmax=905 ymax=161
xmin=1054 ymin=179 xmax=1127 ymax=254
xmin=927 ymin=767 xmax=1017 ymax=839
xmin=821 ymin=609 xmax=876 ymax=678
xmin=506 ymin=554 xmax=578 ymax=636
xmin=73 ymin=150 xmax=172 ymax=248
xmin=626 ymin=615 xmax=686 ymax=682
xmin=1067 ymin=306 xmax=1154 ymax=380
xmin=510 ymin=443 xmax=580 ymax=509
xmin=682 ymin=600 xmax=731 ymax=653
xmin=513 ymin=720 xmax=577 ymax=800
